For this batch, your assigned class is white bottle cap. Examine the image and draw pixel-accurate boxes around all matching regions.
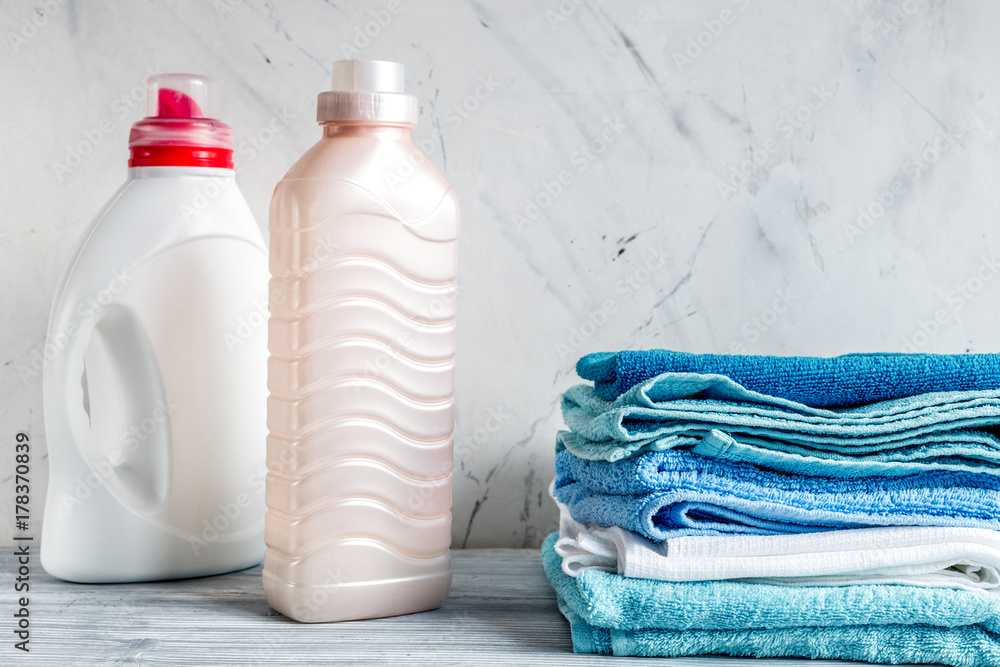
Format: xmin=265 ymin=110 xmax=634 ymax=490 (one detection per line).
xmin=317 ymin=59 xmax=417 ymax=126
xmin=331 ymin=60 xmax=405 ymax=93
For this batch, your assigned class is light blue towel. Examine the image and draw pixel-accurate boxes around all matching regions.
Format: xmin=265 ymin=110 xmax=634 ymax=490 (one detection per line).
xmin=579 ymin=350 xmax=1000 ymax=406
xmin=541 ymin=533 xmax=1000 ymax=665
xmin=553 ymin=448 xmax=1000 ymax=540
xmin=561 ymin=373 xmax=1000 ymax=477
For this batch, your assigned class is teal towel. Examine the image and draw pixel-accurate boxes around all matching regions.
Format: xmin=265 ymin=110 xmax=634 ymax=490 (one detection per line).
xmin=578 ymin=350 xmax=1000 ymax=407
xmin=541 ymin=533 xmax=1000 ymax=665
xmin=561 ymin=373 xmax=1000 ymax=477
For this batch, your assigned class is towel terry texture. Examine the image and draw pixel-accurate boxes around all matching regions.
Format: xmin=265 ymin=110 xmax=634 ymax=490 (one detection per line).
xmin=560 ymin=373 xmax=1000 ymax=477
xmin=553 ymin=448 xmax=1000 ymax=540
xmin=547 ymin=351 xmax=1000 ymax=665
xmin=579 ymin=350 xmax=1000 ymax=407
xmin=553 ymin=496 xmax=1000 ymax=590
xmin=541 ymin=533 xmax=1000 ymax=665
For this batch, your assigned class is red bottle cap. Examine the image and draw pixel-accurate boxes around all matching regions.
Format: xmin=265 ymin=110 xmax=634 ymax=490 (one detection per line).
xmin=128 ymin=74 xmax=234 ymax=169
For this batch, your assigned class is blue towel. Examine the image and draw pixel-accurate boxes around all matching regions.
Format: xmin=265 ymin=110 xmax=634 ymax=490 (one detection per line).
xmin=561 ymin=373 xmax=1000 ymax=477
xmin=540 ymin=533 xmax=1000 ymax=665
xmin=579 ymin=350 xmax=1000 ymax=406
xmin=553 ymin=448 xmax=1000 ymax=540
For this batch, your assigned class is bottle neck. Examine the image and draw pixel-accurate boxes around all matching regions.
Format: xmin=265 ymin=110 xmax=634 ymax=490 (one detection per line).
xmin=128 ymin=146 xmax=234 ymax=169
xmin=127 ymin=165 xmax=235 ymax=180
xmin=320 ymin=123 xmax=413 ymax=141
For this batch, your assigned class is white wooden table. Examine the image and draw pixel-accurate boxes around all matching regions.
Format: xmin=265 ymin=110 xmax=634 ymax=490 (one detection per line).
xmin=8 ymin=550 xmax=901 ymax=665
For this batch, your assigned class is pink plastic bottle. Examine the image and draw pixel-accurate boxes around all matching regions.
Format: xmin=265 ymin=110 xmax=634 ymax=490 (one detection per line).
xmin=263 ymin=60 xmax=459 ymax=622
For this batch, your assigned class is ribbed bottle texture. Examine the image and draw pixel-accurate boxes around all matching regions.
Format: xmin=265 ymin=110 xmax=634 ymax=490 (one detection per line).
xmin=263 ymin=125 xmax=459 ymax=622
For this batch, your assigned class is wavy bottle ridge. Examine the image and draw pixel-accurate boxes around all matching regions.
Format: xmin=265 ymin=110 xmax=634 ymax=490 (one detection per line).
xmin=266 ymin=244 xmax=456 ymax=561
xmin=269 ymin=302 xmax=455 ymax=358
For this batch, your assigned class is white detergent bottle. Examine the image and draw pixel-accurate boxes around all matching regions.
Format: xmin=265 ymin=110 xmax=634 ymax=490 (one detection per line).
xmin=41 ymin=74 xmax=269 ymax=582
xmin=264 ymin=59 xmax=460 ymax=622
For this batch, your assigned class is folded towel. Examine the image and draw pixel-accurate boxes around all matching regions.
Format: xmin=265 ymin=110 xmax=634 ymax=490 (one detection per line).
xmin=543 ymin=532 xmax=1000 ymax=664
xmin=553 ymin=448 xmax=1000 ymax=540
xmin=553 ymin=494 xmax=1000 ymax=590
xmin=560 ymin=374 xmax=1000 ymax=477
xmin=579 ymin=350 xmax=1000 ymax=406
xmin=541 ymin=533 xmax=1000 ymax=665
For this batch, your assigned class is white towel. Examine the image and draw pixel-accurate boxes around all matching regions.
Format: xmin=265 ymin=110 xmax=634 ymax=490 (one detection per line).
xmin=552 ymin=490 xmax=1000 ymax=591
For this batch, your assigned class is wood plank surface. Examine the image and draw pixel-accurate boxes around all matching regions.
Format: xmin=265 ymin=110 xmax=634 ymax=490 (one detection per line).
xmin=2 ymin=549 xmax=906 ymax=666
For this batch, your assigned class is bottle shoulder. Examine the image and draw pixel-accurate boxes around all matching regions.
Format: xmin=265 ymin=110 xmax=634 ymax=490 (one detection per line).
xmin=280 ymin=136 xmax=449 ymax=191
xmin=50 ymin=176 xmax=265 ymax=319
xmin=273 ymin=137 xmax=460 ymax=241
xmin=93 ymin=175 xmax=264 ymax=243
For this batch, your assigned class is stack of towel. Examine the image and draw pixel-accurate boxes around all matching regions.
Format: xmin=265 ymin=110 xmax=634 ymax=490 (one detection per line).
xmin=545 ymin=351 xmax=1000 ymax=666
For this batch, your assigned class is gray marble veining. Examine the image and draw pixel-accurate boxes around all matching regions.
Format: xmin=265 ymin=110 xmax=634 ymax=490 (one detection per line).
xmin=2 ymin=0 xmax=998 ymax=549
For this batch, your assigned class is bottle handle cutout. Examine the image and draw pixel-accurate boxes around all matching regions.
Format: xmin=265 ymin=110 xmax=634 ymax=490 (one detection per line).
xmin=68 ymin=304 xmax=172 ymax=514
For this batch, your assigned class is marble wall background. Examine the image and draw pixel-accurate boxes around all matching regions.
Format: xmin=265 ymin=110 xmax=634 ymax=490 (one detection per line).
xmin=2 ymin=0 xmax=999 ymax=548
